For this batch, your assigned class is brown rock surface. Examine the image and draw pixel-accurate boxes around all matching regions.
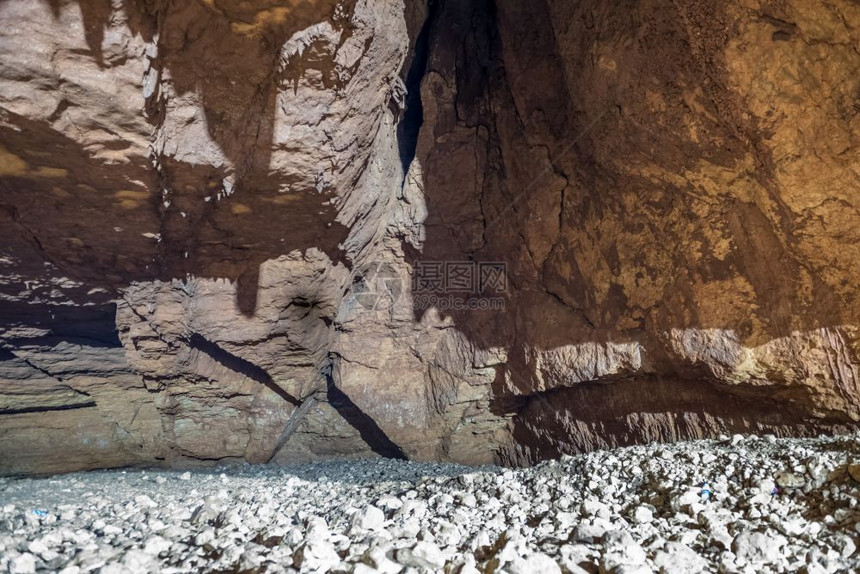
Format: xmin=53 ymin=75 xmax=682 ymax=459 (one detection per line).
xmin=1 ymin=0 xmax=858 ymax=474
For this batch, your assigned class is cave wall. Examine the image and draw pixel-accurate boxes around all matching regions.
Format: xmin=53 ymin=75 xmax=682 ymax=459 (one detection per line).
xmin=414 ymin=0 xmax=860 ymax=464
xmin=1 ymin=0 xmax=858 ymax=474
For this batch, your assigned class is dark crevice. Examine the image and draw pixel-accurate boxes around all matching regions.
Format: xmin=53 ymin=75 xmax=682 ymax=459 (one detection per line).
xmin=268 ymin=354 xmax=407 ymax=460
xmin=544 ymin=287 xmax=595 ymax=329
xmin=0 ymin=342 xmax=72 ymax=386
xmin=503 ymin=375 xmax=856 ymax=464
xmin=0 ymin=401 xmax=97 ymax=416
xmin=396 ymin=0 xmax=440 ymax=176
xmin=187 ymin=333 xmax=299 ymax=406
xmin=0 ymin=301 xmax=123 ymax=348
xmin=1 ymin=334 xmax=123 ymax=350
xmin=327 ymin=354 xmax=407 ymax=459
xmin=235 ymin=268 xmax=261 ymax=316
xmin=184 ymin=330 xmax=405 ymax=461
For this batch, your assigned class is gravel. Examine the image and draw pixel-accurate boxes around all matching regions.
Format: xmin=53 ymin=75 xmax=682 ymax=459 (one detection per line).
xmin=3 ymin=433 xmax=860 ymax=573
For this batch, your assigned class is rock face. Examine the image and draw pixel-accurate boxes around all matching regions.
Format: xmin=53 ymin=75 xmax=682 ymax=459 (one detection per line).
xmin=0 ymin=0 xmax=859 ymax=474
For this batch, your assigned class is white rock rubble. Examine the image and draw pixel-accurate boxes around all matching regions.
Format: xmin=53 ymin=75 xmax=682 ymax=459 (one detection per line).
xmin=2 ymin=434 xmax=860 ymax=573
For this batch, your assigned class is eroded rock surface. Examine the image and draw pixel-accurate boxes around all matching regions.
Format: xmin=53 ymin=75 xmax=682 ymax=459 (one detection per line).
xmin=1 ymin=0 xmax=859 ymax=474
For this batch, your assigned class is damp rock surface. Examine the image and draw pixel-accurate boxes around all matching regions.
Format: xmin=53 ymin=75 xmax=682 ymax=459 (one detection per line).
xmin=3 ymin=434 xmax=860 ymax=573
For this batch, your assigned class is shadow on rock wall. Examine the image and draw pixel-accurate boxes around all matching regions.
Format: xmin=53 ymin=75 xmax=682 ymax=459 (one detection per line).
xmin=0 ymin=0 xmax=405 ymax=471
xmin=0 ymin=0 xmax=351 ymax=313
xmin=404 ymin=0 xmax=860 ymax=463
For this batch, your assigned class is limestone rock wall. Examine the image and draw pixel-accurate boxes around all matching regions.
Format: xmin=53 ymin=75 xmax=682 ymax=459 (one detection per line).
xmin=0 ymin=0 xmax=858 ymax=474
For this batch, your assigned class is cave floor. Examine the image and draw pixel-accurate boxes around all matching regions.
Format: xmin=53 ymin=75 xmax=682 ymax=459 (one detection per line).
xmin=2 ymin=434 xmax=860 ymax=573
